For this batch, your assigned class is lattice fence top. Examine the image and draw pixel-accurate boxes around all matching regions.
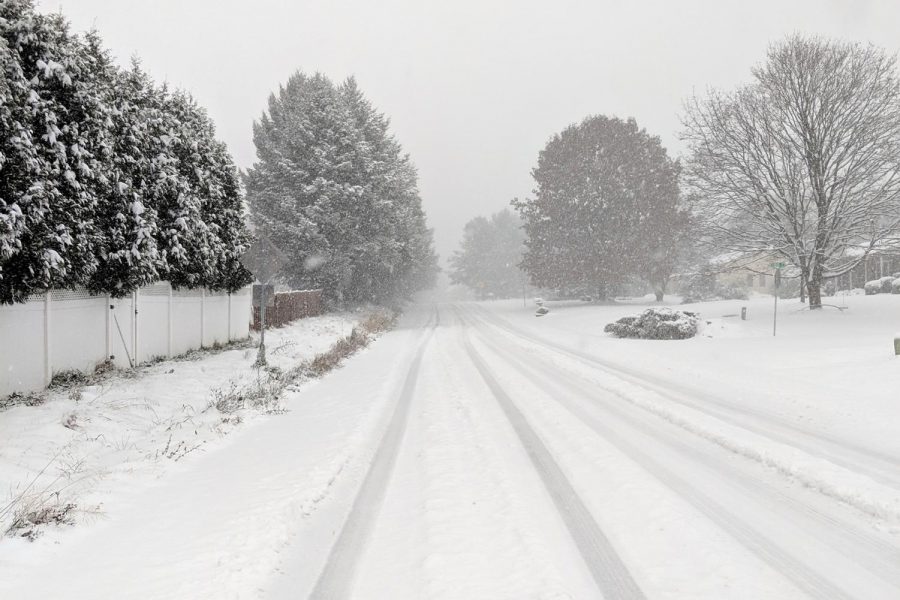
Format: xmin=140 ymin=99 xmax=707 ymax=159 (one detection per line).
xmin=51 ymin=287 xmax=99 ymax=302
xmin=141 ymin=282 xmax=171 ymax=297
xmin=171 ymin=287 xmax=201 ymax=298
xmin=20 ymin=283 xmax=253 ymax=303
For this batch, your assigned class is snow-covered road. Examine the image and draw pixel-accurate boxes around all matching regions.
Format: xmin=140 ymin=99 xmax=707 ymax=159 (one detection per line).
xmin=4 ymin=302 xmax=900 ymax=599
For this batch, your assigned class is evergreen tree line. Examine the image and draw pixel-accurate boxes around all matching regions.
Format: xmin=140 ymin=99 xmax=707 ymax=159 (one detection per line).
xmin=0 ymin=0 xmax=251 ymax=304
xmin=245 ymin=72 xmax=439 ymax=304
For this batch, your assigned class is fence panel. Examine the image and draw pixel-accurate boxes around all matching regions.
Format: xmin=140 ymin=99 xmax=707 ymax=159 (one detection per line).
xmin=0 ymin=284 xmax=252 ymax=397
xmin=202 ymin=291 xmax=230 ymax=347
xmin=50 ymin=289 xmax=107 ymax=374
xmin=0 ymin=297 xmax=46 ymax=395
xmin=230 ymin=287 xmax=252 ymax=340
xmin=171 ymin=290 xmax=202 ymax=357
xmin=138 ymin=284 xmax=171 ymax=364
xmin=109 ymin=294 xmax=135 ymax=369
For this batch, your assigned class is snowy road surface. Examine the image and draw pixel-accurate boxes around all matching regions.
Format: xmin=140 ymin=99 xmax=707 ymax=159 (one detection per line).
xmin=4 ymin=302 xmax=900 ymax=599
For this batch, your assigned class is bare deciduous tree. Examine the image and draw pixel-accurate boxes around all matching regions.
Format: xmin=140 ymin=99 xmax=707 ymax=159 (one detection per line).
xmin=682 ymin=35 xmax=900 ymax=308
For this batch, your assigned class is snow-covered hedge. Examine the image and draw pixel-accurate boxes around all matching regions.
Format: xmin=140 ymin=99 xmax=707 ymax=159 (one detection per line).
xmin=0 ymin=1 xmax=252 ymax=304
xmin=604 ymin=308 xmax=700 ymax=340
xmin=892 ymin=279 xmax=900 ymax=294
xmin=864 ymin=277 xmax=895 ymax=295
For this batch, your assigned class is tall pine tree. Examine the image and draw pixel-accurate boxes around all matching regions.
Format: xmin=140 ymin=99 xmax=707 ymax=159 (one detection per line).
xmin=247 ymin=72 xmax=437 ymax=303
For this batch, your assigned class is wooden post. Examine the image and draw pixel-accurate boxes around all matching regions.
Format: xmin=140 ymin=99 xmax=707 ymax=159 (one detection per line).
xmin=227 ymin=292 xmax=232 ymax=342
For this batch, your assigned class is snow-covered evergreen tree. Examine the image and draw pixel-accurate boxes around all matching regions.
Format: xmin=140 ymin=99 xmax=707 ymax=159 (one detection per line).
xmin=0 ymin=1 xmax=251 ymax=302
xmin=0 ymin=1 xmax=109 ymax=302
xmin=246 ymin=71 xmax=437 ymax=303
xmin=86 ymin=54 xmax=163 ymax=296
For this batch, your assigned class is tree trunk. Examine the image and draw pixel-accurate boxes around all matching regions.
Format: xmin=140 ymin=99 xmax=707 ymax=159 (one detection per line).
xmin=807 ymin=263 xmax=823 ymax=309
xmin=655 ymin=277 xmax=669 ymax=303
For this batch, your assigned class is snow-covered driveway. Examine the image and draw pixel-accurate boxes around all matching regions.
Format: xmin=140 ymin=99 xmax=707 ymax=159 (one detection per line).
xmin=4 ymin=301 xmax=900 ymax=599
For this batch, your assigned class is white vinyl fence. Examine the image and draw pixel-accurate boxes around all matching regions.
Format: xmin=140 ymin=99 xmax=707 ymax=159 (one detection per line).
xmin=0 ymin=283 xmax=252 ymax=397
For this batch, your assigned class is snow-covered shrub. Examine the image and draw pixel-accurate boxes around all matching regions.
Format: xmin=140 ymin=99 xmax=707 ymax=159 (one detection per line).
xmin=604 ymin=308 xmax=700 ymax=340
xmin=864 ymin=280 xmax=880 ymax=295
xmin=865 ymin=277 xmax=894 ymax=295
xmin=892 ymin=279 xmax=900 ymax=294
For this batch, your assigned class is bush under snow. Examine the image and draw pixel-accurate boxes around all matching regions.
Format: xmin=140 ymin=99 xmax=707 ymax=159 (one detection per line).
xmin=864 ymin=277 xmax=895 ymax=295
xmin=604 ymin=308 xmax=700 ymax=340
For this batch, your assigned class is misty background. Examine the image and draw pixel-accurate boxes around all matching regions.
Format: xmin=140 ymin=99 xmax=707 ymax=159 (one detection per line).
xmin=39 ymin=0 xmax=900 ymax=262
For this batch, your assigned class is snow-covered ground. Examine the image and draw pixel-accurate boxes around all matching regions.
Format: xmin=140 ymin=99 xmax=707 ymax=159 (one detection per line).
xmin=0 ymin=314 xmax=360 ymax=577
xmin=3 ymin=297 xmax=900 ymax=599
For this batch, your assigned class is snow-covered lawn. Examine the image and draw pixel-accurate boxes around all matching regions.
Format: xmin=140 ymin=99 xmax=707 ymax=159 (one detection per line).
xmin=477 ymin=293 xmax=900 ymax=525
xmin=0 ymin=313 xmax=359 ymax=546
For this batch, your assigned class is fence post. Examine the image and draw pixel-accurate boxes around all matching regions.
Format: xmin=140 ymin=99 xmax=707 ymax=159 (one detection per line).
xmin=43 ymin=291 xmax=52 ymax=386
xmin=133 ymin=289 xmax=139 ymax=365
xmin=200 ymin=288 xmax=205 ymax=348
xmin=167 ymin=283 xmax=173 ymax=357
xmin=227 ymin=292 xmax=232 ymax=342
xmin=106 ymin=293 xmax=113 ymax=361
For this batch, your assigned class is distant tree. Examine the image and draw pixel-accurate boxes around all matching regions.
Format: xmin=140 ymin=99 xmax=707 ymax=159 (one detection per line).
xmin=682 ymin=35 xmax=900 ymax=309
xmin=449 ymin=209 xmax=525 ymax=299
xmin=246 ymin=72 xmax=437 ymax=303
xmin=513 ymin=115 xmax=683 ymax=300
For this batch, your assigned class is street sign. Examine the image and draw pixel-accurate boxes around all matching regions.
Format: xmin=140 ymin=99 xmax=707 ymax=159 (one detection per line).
xmin=239 ymin=234 xmax=287 ymax=367
xmin=252 ymin=284 xmax=275 ymax=307
xmin=240 ymin=234 xmax=287 ymax=284
xmin=771 ymin=262 xmax=786 ymax=269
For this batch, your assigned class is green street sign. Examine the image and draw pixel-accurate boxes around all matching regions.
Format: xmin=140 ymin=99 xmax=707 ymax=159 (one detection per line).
xmin=771 ymin=262 xmax=786 ymax=269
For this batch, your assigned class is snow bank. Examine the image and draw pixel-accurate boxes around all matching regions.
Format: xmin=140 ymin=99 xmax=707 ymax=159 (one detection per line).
xmin=0 ymin=313 xmax=360 ymax=541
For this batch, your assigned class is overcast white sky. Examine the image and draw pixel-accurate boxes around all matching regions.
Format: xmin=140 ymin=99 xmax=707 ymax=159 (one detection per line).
xmin=38 ymin=0 xmax=900 ymax=260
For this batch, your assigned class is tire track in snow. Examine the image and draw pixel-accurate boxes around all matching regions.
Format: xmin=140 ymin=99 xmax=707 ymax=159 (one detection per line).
xmin=460 ymin=327 xmax=647 ymax=600
xmin=471 ymin=306 xmax=900 ymax=495
xmin=467 ymin=315 xmax=899 ymax=600
xmin=309 ymin=312 xmax=436 ymax=600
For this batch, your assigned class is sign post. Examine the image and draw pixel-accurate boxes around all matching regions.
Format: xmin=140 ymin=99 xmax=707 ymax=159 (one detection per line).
xmin=771 ymin=262 xmax=785 ymax=337
xmin=240 ymin=234 xmax=287 ymax=367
